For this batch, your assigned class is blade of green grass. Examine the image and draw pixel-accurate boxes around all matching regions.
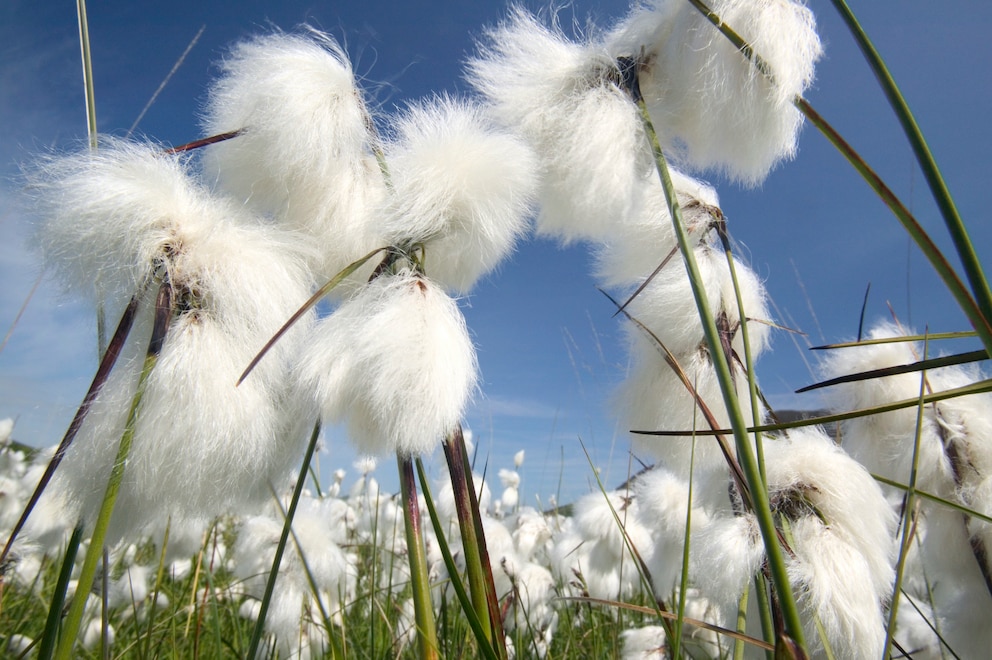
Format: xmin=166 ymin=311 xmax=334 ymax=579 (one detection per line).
xmin=883 ymin=335 xmax=930 ymax=657
xmin=828 ymin=0 xmax=992 ymax=333
xmin=55 ymin=278 xmax=172 ymax=660
xmin=415 ymin=457 xmax=499 ymax=660
xmin=397 ymin=454 xmax=440 ymax=660
xmin=633 ymin=89 xmax=807 ymax=651
xmin=246 ymin=421 xmax=322 ymax=658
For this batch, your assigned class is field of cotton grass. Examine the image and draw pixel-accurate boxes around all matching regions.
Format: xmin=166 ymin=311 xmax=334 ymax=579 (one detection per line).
xmin=3 ymin=0 xmax=992 ymax=657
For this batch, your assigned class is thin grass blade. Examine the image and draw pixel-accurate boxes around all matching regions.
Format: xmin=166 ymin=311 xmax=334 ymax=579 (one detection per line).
xmin=415 ymin=457 xmax=499 ymax=660
xmin=828 ymin=0 xmax=992 ymax=333
xmin=237 ymin=247 xmax=386 ymax=385
xmin=796 ymin=349 xmax=988 ymax=393
xmin=246 ymin=422 xmax=322 ymax=658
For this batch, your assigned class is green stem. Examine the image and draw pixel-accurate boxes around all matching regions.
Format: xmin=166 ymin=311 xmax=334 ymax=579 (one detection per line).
xmin=398 ymin=454 xmax=439 ymax=659
xmin=55 ymin=279 xmax=172 ymax=660
xmin=0 ymin=292 xmax=141 ymax=570
xmin=415 ymin=458 xmax=500 ymax=660
xmin=636 ymin=98 xmax=807 ymax=651
xmin=882 ymin=337 xmax=930 ymax=657
xmin=246 ymin=422 xmax=322 ymax=658
xmin=716 ymin=226 xmax=767 ymax=483
xmin=829 ymin=0 xmax=992 ymax=339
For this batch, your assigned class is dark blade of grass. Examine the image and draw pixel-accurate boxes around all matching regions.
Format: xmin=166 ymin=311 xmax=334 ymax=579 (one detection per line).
xmin=0 ymin=272 xmax=43 ymax=356
xmin=634 ymin=377 xmax=992 ymax=437
xmin=796 ymin=349 xmax=988 ymax=393
xmin=237 ymin=247 xmax=386 ymax=385
xmin=36 ymin=525 xmax=83 ymax=660
xmin=857 ymin=283 xmax=871 ymax=343
xmin=397 ymin=454 xmax=439 ymax=660
xmin=684 ymin=0 xmax=992 ymax=357
xmin=828 ymin=0 xmax=992 ymax=333
xmin=165 ymin=130 xmax=242 ymax=155
xmin=441 ymin=425 xmax=506 ymax=658
xmin=55 ymin=278 xmax=172 ymax=660
xmin=0 ymin=291 xmax=142 ymax=570
xmin=415 ymin=457 xmax=499 ymax=660
xmin=246 ymin=421 xmax=322 ymax=659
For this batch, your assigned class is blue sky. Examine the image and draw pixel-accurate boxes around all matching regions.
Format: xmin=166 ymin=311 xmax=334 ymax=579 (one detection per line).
xmin=1 ymin=1 xmax=990 ymax=504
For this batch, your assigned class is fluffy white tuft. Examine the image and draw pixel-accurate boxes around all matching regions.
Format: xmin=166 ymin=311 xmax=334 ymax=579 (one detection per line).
xmin=381 ymin=96 xmax=537 ymax=293
xmin=819 ymin=322 xmax=958 ymax=495
xmin=298 ymin=271 xmax=477 ymax=456
xmin=786 ymin=515 xmax=887 ymax=658
xmin=28 ymin=139 xmax=227 ymax=306
xmin=764 ymin=428 xmax=896 ymax=599
xmin=594 ymin=170 xmax=719 ymax=287
xmin=47 ymin=166 xmax=316 ymax=538
xmin=618 ymin=331 xmax=765 ymax=482
xmin=607 ymin=0 xmax=822 ymax=184
xmin=763 ymin=428 xmax=895 ymax=657
xmin=467 ymin=7 xmax=655 ymax=244
xmin=201 ymin=29 xmax=386 ymax=281
xmin=689 ymin=513 xmax=763 ymax=607
xmin=620 ymin=626 xmax=667 ymax=659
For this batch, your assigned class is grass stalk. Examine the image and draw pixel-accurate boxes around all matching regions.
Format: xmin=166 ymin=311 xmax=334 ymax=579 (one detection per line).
xmin=441 ymin=425 xmax=506 ymax=658
xmin=36 ymin=525 xmax=83 ymax=660
xmin=828 ymin=0 xmax=992 ymax=334
xmin=882 ymin=337 xmax=930 ymax=657
xmin=398 ymin=454 xmax=439 ymax=659
xmin=54 ymin=279 xmax=172 ymax=660
xmin=415 ymin=458 xmax=500 ymax=660
xmin=246 ymin=421 xmax=322 ymax=659
xmin=635 ymin=95 xmax=807 ymax=651
xmin=0 ymin=292 xmax=142 ymax=571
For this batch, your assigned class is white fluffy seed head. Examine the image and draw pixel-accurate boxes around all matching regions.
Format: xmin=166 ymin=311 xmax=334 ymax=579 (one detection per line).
xmin=620 ymin=626 xmax=667 ymax=659
xmin=786 ymin=516 xmax=888 ymax=658
xmin=594 ymin=169 xmax=719 ymax=287
xmin=50 ymin=186 xmax=316 ymax=539
xmin=468 ymin=7 xmax=658 ymax=244
xmin=28 ymin=139 xmax=221 ymax=305
xmin=630 ymin=467 xmax=715 ymax=595
xmin=381 ymin=96 xmax=537 ymax=293
xmin=763 ymin=427 xmax=896 ymax=597
xmin=607 ymin=0 xmax=822 ymax=184
xmin=760 ymin=428 xmax=895 ymax=658
xmin=201 ymin=29 xmax=386 ymax=281
xmin=819 ymin=322 xmax=958 ymax=495
xmin=689 ymin=513 xmax=763 ymax=606
xmin=298 ymin=271 xmax=477 ymax=457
